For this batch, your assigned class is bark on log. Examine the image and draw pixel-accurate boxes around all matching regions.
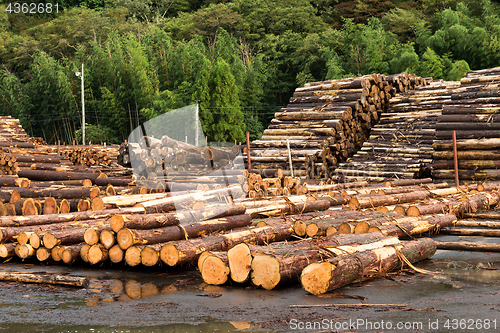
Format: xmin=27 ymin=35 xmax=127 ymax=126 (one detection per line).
xmin=161 ymin=222 xmax=294 ymax=267
xmin=439 ymin=227 xmax=500 ymax=237
xmin=435 ymin=241 xmax=500 ymax=252
xmin=300 ymin=238 xmax=436 ymax=295
xmin=0 ymin=271 xmax=89 ymax=287
xmin=110 ymin=204 xmax=245 ymax=232
xmin=116 ymin=214 xmax=252 ymax=250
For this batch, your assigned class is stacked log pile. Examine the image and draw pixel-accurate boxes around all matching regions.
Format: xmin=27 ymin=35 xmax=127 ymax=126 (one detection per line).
xmin=61 ymin=147 xmax=117 ymax=167
xmin=128 ymin=135 xmax=240 ymax=180
xmin=245 ymin=73 xmax=426 ymax=179
xmin=0 ymin=116 xmax=30 ymax=142
xmin=433 ymin=68 xmax=500 ymax=182
xmin=335 ymin=79 xmax=459 ymax=182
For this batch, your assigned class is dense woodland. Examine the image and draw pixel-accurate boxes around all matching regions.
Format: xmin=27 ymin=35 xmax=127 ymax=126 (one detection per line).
xmin=1 ymin=0 xmax=500 ymax=144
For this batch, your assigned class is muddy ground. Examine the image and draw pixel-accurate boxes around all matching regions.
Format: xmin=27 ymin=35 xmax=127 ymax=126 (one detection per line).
xmin=0 ymin=234 xmax=499 ymax=333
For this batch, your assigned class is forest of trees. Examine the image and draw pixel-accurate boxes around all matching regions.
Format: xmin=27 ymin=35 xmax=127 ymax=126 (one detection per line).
xmin=1 ymin=0 xmax=500 ymax=144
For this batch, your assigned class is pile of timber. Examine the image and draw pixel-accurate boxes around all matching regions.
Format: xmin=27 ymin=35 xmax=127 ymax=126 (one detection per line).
xmin=1 ymin=173 xmax=500 ymax=294
xmin=0 ymin=116 xmax=30 ymax=143
xmin=244 ymin=168 xmax=310 ymax=198
xmin=335 ymin=79 xmax=459 ymax=182
xmin=436 ymin=210 xmax=500 ymax=253
xmin=433 ymin=67 xmax=500 ymax=182
xmin=128 ymin=135 xmax=240 ymax=181
xmin=117 ymin=142 xmax=131 ymax=167
xmin=245 ymin=73 xmax=426 ymax=179
xmin=61 ymin=146 xmax=120 ymax=167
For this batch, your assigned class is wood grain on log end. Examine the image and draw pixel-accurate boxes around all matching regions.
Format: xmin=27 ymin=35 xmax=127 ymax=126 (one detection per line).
xmin=228 ymin=243 xmax=253 ymax=283
xmin=141 ymin=246 xmax=159 ymax=267
xmin=100 ymin=229 xmax=115 ymax=249
xmin=43 ymin=197 xmax=58 ymax=215
xmin=125 ymin=246 xmax=142 ymax=267
xmin=29 ymin=233 xmax=41 ymax=249
xmin=80 ymin=244 xmax=90 ymax=263
xmin=160 ymin=244 xmax=178 ymax=266
xmin=43 ymin=232 xmax=60 ymax=249
xmin=18 ymin=244 xmax=35 ymax=259
xmin=36 ymin=247 xmax=51 ymax=261
xmin=117 ymin=228 xmax=135 ymax=250
xmin=51 ymin=246 xmax=62 ymax=261
xmin=91 ymin=197 xmax=104 ymax=211
xmin=84 ymin=228 xmax=100 ymax=246
xmin=301 ymin=262 xmax=334 ymax=295
xmin=251 ymin=254 xmax=280 ymax=290
xmin=59 ymin=199 xmax=71 ymax=213
xmin=88 ymin=244 xmax=108 ymax=265
xmin=293 ymin=220 xmax=307 ymax=236
xmin=200 ymin=253 xmax=230 ymax=285
xmin=22 ymin=198 xmax=37 ymax=216
xmin=109 ymin=244 xmax=124 ymax=264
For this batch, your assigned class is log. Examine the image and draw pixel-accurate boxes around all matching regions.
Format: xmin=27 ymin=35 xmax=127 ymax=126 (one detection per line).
xmin=109 ymin=204 xmax=246 ymax=232
xmin=161 ymin=222 xmax=294 ymax=267
xmin=0 ymin=271 xmax=89 ymax=287
xmin=435 ymin=241 xmax=500 ymax=252
xmin=17 ymin=169 xmax=101 ymax=181
xmin=455 ymin=219 xmax=500 ymax=229
xmin=116 ymin=214 xmax=252 ymax=250
xmin=369 ymin=214 xmax=457 ymax=238
xmin=199 ymin=252 xmax=230 ymax=285
xmin=439 ymin=228 xmax=500 ymax=237
xmin=349 ymin=191 xmax=431 ymax=210
xmin=300 ymin=238 xmax=436 ymax=295
xmin=250 ymin=233 xmax=401 ymax=290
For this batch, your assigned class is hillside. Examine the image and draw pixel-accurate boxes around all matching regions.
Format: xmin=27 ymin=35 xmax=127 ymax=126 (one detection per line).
xmin=1 ymin=0 xmax=499 ymax=144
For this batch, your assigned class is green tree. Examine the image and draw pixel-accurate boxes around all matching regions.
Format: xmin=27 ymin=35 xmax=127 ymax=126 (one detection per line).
xmin=210 ymin=58 xmax=245 ymax=143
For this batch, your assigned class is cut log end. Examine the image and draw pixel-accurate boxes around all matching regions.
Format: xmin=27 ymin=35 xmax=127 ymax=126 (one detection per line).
xmin=201 ymin=255 xmax=230 ymax=285
xmin=99 ymin=229 xmax=115 ymax=249
xmin=84 ymin=228 xmax=100 ymax=246
xmin=293 ymin=220 xmax=307 ymax=237
xmin=306 ymin=223 xmax=319 ymax=237
xmin=125 ymin=246 xmax=142 ymax=267
xmin=18 ymin=244 xmax=35 ymax=259
xmin=228 ymin=243 xmax=253 ymax=283
xmin=36 ymin=247 xmax=51 ymax=261
xmin=80 ymin=244 xmax=90 ymax=263
xmin=91 ymin=197 xmax=104 ymax=211
xmin=301 ymin=261 xmax=335 ymax=295
xmin=160 ymin=244 xmax=178 ymax=266
xmin=88 ymin=244 xmax=108 ymax=265
xmin=109 ymin=244 xmax=124 ymax=264
xmin=141 ymin=246 xmax=159 ymax=267
xmin=117 ymin=228 xmax=135 ymax=250
xmin=110 ymin=214 xmax=125 ymax=233
xmin=51 ymin=246 xmax=62 ymax=261
xmin=354 ymin=221 xmax=370 ymax=234
xmin=251 ymin=254 xmax=280 ymax=290
xmin=43 ymin=233 xmax=60 ymax=249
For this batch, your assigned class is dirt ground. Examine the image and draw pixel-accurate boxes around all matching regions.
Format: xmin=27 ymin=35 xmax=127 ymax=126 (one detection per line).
xmin=0 ymin=234 xmax=499 ymax=333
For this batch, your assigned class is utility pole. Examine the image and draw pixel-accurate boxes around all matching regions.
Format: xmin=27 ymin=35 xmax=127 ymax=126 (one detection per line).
xmin=81 ymin=63 xmax=85 ymax=145
xmin=76 ymin=64 xmax=85 ymax=145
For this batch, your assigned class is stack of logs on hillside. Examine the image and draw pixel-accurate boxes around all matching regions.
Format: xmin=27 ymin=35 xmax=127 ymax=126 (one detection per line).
xmin=433 ymin=68 xmax=500 ymax=183
xmin=245 ymin=73 xmax=426 ymax=179
xmin=2 ymin=176 xmax=500 ymax=294
xmin=335 ymin=79 xmax=458 ymax=182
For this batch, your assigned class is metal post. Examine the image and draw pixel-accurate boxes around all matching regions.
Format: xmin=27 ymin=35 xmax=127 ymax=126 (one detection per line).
xmin=453 ymin=130 xmax=459 ymax=187
xmin=81 ymin=63 xmax=85 ymax=146
xmin=195 ymin=102 xmax=199 ymax=146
